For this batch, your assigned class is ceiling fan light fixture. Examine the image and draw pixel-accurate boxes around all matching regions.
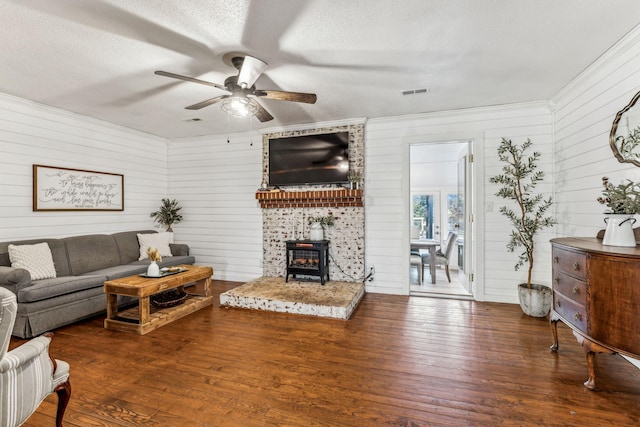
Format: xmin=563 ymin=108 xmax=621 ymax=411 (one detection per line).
xmin=220 ymin=96 xmax=258 ymax=118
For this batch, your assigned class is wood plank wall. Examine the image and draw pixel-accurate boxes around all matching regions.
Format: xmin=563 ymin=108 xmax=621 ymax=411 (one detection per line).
xmin=0 ymin=93 xmax=170 ymax=240
xmin=167 ymin=132 xmax=264 ymax=282
xmin=365 ymin=103 xmax=554 ymax=302
xmin=553 ymin=25 xmax=640 ymax=237
xmin=552 ymin=24 xmax=640 ymax=371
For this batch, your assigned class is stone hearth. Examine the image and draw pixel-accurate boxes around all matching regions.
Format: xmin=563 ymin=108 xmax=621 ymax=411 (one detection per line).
xmin=219 ymin=276 xmax=365 ymax=319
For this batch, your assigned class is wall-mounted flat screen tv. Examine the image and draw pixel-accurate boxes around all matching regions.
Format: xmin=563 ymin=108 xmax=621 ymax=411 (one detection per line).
xmin=268 ymin=131 xmax=349 ymax=186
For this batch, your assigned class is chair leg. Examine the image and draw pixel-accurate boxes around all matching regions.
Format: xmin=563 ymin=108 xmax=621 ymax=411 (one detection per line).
xmin=445 ymin=265 xmax=451 ymax=282
xmin=55 ymin=380 xmax=71 ymax=427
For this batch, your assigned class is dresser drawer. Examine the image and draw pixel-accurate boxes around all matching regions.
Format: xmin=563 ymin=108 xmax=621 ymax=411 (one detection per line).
xmin=552 ymin=271 xmax=586 ymax=305
xmin=553 ymin=292 xmax=587 ymax=333
xmin=552 ymin=247 xmax=587 ymax=280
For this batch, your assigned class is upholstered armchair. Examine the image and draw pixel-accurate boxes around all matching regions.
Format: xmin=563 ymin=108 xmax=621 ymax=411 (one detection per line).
xmin=0 ymin=287 xmax=71 ymax=427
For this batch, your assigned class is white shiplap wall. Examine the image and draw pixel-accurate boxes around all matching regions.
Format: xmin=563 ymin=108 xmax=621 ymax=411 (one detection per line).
xmin=365 ymin=103 xmax=554 ymax=302
xmin=552 ymin=25 xmax=640 ymax=371
xmin=167 ymin=132 xmax=264 ymax=282
xmin=553 ymin=26 xmax=640 ymax=237
xmin=0 ymin=93 xmax=170 ymax=241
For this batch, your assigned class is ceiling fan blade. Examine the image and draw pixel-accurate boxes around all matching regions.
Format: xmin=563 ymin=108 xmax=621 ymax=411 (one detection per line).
xmin=253 ymin=100 xmax=274 ymax=122
xmin=237 ymin=56 xmax=268 ymax=89
xmin=185 ymin=95 xmax=229 ymax=110
xmin=255 ymin=90 xmax=317 ymax=104
xmin=155 ymin=70 xmax=226 ymax=91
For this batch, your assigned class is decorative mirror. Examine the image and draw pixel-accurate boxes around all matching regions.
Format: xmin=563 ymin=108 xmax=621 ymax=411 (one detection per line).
xmin=610 ymin=90 xmax=640 ymax=166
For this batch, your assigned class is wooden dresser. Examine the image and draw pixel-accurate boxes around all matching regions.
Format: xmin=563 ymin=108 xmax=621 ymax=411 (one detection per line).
xmin=550 ymin=237 xmax=640 ymax=390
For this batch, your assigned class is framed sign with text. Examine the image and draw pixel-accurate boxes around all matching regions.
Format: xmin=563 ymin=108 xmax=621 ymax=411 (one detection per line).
xmin=33 ymin=164 xmax=124 ymax=211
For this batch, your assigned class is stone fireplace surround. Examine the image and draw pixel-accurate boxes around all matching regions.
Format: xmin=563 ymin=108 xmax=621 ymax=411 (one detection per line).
xmin=259 ymin=123 xmax=365 ymax=283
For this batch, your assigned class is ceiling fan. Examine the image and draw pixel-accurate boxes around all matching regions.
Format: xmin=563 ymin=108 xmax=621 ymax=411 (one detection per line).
xmin=154 ymin=55 xmax=317 ymax=122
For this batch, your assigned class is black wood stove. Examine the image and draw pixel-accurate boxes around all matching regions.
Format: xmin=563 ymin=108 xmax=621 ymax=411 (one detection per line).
xmin=285 ymin=240 xmax=330 ymax=285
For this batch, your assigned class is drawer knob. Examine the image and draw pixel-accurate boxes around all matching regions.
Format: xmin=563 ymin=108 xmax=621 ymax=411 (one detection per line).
xmin=553 ymin=256 xmax=559 ymax=263
xmin=554 ymin=277 xmax=559 ymax=285
xmin=573 ymin=262 xmax=580 ymax=271
xmin=557 ymin=300 xmax=561 ymax=308
xmin=572 ymin=286 xmax=580 ymax=295
xmin=574 ymin=313 xmax=582 ymax=321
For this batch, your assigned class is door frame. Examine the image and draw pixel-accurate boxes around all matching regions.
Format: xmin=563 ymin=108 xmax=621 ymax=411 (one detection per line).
xmin=403 ymin=133 xmax=485 ymax=300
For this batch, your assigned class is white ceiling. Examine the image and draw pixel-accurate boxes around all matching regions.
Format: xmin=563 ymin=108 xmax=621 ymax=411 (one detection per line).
xmin=1 ymin=0 xmax=639 ymax=139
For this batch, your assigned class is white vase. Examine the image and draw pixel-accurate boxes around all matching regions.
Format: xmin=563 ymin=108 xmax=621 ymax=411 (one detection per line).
xmin=309 ymin=222 xmax=324 ymax=241
xmin=602 ymin=214 xmax=637 ymax=247
xmin=147 ymin=260 xmax=160 ymax=277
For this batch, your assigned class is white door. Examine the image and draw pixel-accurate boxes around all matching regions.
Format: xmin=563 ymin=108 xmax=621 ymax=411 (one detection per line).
xmin=409 ymin=140 xmax=475 ymax=297
xmin=457 ymin=145 xmax=474 ymax=294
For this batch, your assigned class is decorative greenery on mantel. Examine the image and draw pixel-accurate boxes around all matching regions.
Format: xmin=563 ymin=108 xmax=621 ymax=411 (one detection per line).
xmin=307 ymin=214 xmax=336 ymax=228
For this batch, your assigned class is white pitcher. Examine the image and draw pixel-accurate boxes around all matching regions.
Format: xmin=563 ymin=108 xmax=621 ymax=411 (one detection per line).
xmin=602 ymin=214 xmax=637 ymax=247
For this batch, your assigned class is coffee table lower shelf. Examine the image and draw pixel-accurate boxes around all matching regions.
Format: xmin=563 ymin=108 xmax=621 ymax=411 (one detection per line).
xmin=104 ymin=295 xmax=213 ymax=335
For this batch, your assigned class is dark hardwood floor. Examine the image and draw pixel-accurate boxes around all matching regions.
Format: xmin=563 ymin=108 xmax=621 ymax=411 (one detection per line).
xmin=11 ymin=280 xmax=640 ymax=426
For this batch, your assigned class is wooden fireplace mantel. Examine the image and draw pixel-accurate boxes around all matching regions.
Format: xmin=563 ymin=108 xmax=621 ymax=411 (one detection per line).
xmin=255 ymin=189 xmax=363 ymax=208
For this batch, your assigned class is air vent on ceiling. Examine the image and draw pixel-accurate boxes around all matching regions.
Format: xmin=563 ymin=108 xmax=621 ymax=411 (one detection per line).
xmin=182 ymin=117 xmax=203 ymax=122
xmin=402 ymin=88 xmax=431 ymax=96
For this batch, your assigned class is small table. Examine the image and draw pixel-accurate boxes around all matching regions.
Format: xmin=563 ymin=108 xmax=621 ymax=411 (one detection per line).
xmin=103 ymin=264 xmax=213 ymax=335
xmin=410 ymin=239 xmax=440 ymax=284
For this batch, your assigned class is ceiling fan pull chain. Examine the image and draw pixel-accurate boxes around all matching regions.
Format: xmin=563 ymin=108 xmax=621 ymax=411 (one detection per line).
xmin=226 ymin=112 xmax=230 ymax=143
xmin=249 ymin=114 xmax=253 ymax=146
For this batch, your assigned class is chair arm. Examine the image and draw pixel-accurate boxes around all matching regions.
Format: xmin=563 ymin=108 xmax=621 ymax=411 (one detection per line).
xmin=0 ymin=266 xmax=31 ymax=294
xmin=169 ymin=243 xmax=190 ymax=256
xmin=0 ymin=335 xmax=52 ymax=373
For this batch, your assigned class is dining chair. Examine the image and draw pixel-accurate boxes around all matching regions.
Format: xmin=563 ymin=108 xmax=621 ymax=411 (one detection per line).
xmin=421 ymin=232 xmax=458 ymax=282
xmin=0 ymin=287 xmax=71 ymax=427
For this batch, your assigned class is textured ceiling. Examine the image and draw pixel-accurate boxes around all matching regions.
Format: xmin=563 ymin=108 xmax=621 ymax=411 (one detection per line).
xmin=1 ymin=0 xmax=639 ymax=139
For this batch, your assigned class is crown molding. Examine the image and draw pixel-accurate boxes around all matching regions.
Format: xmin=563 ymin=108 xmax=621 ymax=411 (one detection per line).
xmin=552 ymin=23 xmax=640 ymax=102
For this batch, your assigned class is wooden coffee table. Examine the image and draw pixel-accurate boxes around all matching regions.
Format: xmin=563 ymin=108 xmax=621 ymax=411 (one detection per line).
xmin=103 ymin=264 xmax=213 ymax=335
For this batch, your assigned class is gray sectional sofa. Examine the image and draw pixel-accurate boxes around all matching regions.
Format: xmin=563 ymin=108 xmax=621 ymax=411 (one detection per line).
xmin=0 ymin=230 xmax=195 ymax=338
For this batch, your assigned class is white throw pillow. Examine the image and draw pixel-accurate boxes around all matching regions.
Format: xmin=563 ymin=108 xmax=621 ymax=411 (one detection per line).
xmin=137 ymin=232 xmax=174 ymax=260
xmin=8 ymin=242 xmax=57 ymax=280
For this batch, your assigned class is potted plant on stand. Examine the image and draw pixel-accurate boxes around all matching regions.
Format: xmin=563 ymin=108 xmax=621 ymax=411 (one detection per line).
xmin=597 ymin=176 xmax=640 ymax=247
xmin=489 ymin=138 xmax=556 ymax=317
xmin=150 ymin=198 xmax=183 ymax=232
xmin=307 ymin=213 xmax=336 ymax=241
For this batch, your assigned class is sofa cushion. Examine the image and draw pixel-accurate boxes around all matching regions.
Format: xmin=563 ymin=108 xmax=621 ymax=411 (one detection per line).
xmin=65 ymin=234 xmax=121 ymax=275
xmin=112 ymin=230 xmax=156 ymax=264
xmin=82 ymin=264 xmax=148 ymax=281
xmin=137 ymin=232 xmax=173 ymax=260
xmin=8 ymin=243 xmax=57 ymax=280
xmin=17 ymin=275 xmax=106 ymax=303
xmin=169 ymin=243 xmax=189 ymax=257
xmin=128 ymin=255 xmax=196 ymax=269
xmin=0 ymin=238 xmax=71 ymax=276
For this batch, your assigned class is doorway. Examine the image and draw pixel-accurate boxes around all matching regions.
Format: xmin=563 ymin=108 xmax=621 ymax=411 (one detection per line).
xmin=409 ymin=141 xmax=474 ymax=299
